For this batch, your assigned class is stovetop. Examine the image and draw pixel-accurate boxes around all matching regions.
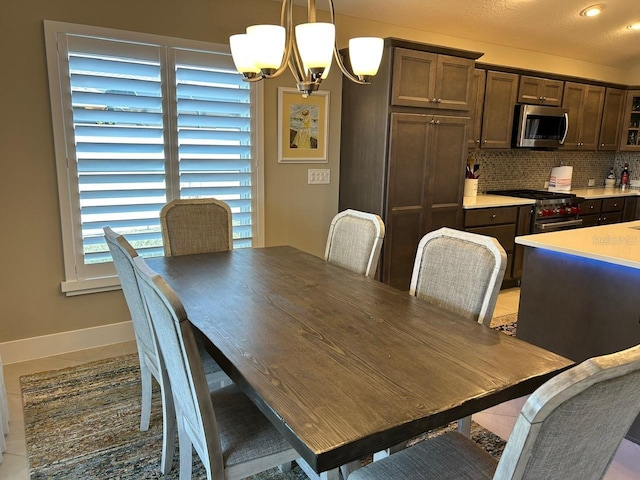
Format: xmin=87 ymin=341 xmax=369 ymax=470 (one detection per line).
xmin=487 ymin=189 xmax=575 ymax=201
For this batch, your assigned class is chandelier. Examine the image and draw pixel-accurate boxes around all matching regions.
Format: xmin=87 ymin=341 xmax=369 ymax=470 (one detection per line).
xmin=229 ymin=0 xmax=384 ymax=96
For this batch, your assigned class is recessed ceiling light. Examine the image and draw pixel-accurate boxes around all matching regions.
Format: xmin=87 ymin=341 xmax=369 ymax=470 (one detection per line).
xmin=627 ymin=22 xmax=640 ymax=30
xmin=580 ymin=5 xmax=603 ymax=17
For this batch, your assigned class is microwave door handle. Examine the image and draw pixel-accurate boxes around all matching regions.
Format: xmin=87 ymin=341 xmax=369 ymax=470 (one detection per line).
xmin=560 ymin=112 xmax=569 ymax=144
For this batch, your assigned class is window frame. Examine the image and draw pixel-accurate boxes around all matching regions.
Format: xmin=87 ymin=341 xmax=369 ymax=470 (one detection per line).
xmin=44 ymin=20 xmax=264 ymax=296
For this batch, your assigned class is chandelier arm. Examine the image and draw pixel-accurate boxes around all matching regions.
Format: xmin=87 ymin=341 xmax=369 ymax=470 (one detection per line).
xmin=327 ymin=0 xmax=368 ymax=84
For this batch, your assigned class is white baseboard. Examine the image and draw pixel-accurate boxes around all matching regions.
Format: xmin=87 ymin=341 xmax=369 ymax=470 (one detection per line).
xmin=0 ymin=321 xmax=135 ymax=365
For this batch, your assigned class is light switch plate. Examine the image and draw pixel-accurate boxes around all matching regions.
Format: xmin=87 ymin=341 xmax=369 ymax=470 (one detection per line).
xmin=588 ymin=178 xmax=595 ymax=187
xmin=308 ymin=168 xmax=330 ymax=184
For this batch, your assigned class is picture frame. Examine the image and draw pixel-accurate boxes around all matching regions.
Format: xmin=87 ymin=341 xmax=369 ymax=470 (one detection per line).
xmin=278 ymin=87 xmax=329 ymax=163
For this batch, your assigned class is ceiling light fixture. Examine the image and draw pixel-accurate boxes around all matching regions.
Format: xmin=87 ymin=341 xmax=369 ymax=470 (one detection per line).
xmin=627 ymin=22 xmax=640 ymax=30
xmin=229 ymin=0 xmax=384 ymax=97
xmin=580 ymin=5 xmax=603 ymax=17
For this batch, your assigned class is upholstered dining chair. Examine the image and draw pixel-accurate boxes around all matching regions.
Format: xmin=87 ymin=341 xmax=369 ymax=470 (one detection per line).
xmin=160 ymin=198 xmax=233 ymax=257
xmin=350 ymin=343 xmax=640 ymax=480
xmin=409 ymin=227 xmax=507 ymax=327
xmin=324 ymin=209 xmax=385 ymax=278
xmin=373 ymin=227 xmax=507 ymax=463
xmin=104 ymin=227 xmax=231 ymax=474
xmin=132 ymin=255 xmax=300 ymax=480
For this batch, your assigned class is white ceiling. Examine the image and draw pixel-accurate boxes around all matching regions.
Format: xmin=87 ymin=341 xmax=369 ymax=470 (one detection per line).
xmin=329 ymin=0 xmax=640 ymax=71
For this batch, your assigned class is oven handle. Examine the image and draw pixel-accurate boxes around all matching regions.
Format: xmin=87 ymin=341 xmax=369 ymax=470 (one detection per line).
xmin=536 ymin=218 xmax=583 ymax=232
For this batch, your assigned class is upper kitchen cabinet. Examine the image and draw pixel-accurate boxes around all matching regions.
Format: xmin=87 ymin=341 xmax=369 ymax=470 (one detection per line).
xmin=620 ymin=90 xmax=640 ymax=151
xmin=518 ymin=75 xmax=564 ymax=106
xmin=480 ymin=71 xmax=519 ymax=149
xmin=468 ymin=68 xmax=486 ymax=149
xmin=561 ymin=82 xmax=605 ymax=150
xmin=339 ymin=39 xmax=482 ymax=291
xmin=598 ymin=88 xmax=625 ymax=151
xmin=391 ymin=48 xmax=474 ymax=110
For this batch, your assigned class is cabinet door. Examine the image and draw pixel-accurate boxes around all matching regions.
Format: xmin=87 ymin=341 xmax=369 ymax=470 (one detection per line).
xmin=624 ymin=197 xmax=638 ymax=221
xmin=385 ymin=113 xmax=432 ymax=290
xmin=539 ymin=79 xmax=564 ymax=106
xmin=468 ymin=69 xmax=486 ymax=149
xmin=598 ymin=88 xmax=625 ymax=151
xmin=580 ymin=85 xmax=606 ymax=150
xmin=435 ymin=55 xmax=474 ymax=111
xmin=619 ymin=90 xmax=640 ymax=151
xmin=391 ymin=48 xmax=437 ymax=108
xmin=426 ymin=114 xmax=468 ymax=232
xmin=562 ymin=82 xmax=605 ymax=150
xmin=481 ymin=71 xmax=518 ymax=149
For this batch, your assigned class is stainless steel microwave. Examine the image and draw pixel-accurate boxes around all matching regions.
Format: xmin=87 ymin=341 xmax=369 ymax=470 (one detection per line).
xmin=513 ymin=104 xmax=569 ymax=148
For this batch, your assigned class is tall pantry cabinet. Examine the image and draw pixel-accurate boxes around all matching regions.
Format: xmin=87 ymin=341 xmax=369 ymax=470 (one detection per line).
xmin=339 ymin=39 xmax=483 ymax=291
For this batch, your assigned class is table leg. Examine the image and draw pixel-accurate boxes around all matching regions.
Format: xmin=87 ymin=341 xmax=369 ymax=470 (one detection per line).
xmin=296 ymin=457 xmax=341 ymax=480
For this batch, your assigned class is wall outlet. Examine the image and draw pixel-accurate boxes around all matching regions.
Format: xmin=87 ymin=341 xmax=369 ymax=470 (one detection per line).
xmin=308 ymin=168 xmax=330 ymax=185
xmin=543 ymin=181 xmax=550 ymax=189
xmin=588 ymin=178 xmax=595 ymax=187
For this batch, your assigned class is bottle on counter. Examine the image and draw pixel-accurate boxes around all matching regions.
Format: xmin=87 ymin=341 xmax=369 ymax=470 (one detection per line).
xmin=621 ymin=163 xmax=630 ymax=190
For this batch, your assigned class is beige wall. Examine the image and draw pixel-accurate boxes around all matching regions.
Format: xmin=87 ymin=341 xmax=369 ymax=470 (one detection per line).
xmin=0 ymin=0 xmax=633 ymax=344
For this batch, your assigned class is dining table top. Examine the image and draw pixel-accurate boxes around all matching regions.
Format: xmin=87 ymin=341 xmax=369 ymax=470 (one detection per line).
xmin=146 ymin=245 xmax=573 ymax=474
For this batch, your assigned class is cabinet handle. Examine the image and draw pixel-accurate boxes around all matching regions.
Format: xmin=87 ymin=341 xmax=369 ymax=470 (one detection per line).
xmin=491 ymin=214 xmax=496 ymax=219
xmin=435 ymin=120 xmax=440 ymax=125
xmin=601 ymin=143 xmax=605 ymax=147
xmin=590 ymin=204 xmax=595 ymax=209
xmin=430 ymin=119 xmax=435 ymax=124
xmin=483 ymin=139 xmax=488 ymax=143
xmin=437 ymin=98 xmax=442 ymax=103
xmin=476 ymin=139 xmax=481 ymax=144
xmin=542 ymin=96 xmax=547 ymax=101
xmin=432 ymin=98 xmax=437 ymax=103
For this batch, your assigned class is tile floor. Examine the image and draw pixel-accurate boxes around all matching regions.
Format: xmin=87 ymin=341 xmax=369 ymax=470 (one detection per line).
xmin=0 ymin=288 xmax=639 ymax=479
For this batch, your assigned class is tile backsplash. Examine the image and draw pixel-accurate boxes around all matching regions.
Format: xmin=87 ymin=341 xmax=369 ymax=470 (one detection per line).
xmin=469 ymin=149 xmax=640 ymax=192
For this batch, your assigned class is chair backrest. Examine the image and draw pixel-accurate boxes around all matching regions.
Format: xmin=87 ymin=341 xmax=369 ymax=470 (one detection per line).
xmin=494 ymin=343 xmax=640 ymax=480
xmin=160 ymin=198 xmax=233 ymax=257
xmin=409 ymin=227 xmax=507 ymax=326
xmin=324 ymin=209 xmax=385 ymax=278
xmin=133 ymin=255 xmax=225 ymax=478
xmin=103 ymin=226 xmax=157 ymax=356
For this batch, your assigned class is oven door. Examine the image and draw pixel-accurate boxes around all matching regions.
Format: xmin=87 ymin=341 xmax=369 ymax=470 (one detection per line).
xmin=535 ymin=218 xmax=583 ymax=233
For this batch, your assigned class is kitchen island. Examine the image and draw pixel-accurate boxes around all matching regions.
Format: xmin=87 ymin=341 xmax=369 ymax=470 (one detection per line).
xmin=516 ymin=220 xmax=640 ymax=442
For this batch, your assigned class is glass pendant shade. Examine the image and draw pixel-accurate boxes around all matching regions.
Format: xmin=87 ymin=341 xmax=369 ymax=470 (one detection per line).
xmin=349 ymin=37 xmax=384 ymax=76
xmin=295 ymin=22 xmax=335 ymax=70
xmin=246 ymin=25 xmax=286 ymax=70
xmin=229 ymin=34 xmax=260 ymax=75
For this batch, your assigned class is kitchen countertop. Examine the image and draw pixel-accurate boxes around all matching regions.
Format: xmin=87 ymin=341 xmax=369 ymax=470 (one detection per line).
xmin=464 ymin=188 xmax=640 ymax=209
xmin=463 ymin=194 xmax=535 ymax=209
xmin=515 ymin=220 xmax=640 ymax=270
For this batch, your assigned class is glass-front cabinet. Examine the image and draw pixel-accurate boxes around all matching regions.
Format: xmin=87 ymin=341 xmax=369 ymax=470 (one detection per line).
xmin=621 ymin=90 xmax=640 ymax=151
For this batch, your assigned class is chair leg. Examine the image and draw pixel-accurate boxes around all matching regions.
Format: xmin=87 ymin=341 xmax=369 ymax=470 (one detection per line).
xmin=340 ymin=460 xmax=362 ymax=478
xmin=457 ymin=415 xmax=472 ymax=437
xmin=278 ymin=462 xmax=293 ymax=473
xmin=159 ymin=369 xmax=176 ymax=475
xmin=178 ymin=422 xmax=193 ymax=480
xmin=139 ymin=363 xmax=152 ymax=431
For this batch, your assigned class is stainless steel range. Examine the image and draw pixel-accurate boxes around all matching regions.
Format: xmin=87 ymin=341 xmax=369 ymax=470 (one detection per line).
xmin=488 ymin=189 xmax=584 ymax=233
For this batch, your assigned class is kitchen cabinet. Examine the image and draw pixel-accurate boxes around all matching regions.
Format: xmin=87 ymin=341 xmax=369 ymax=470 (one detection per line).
xmin=480 ymin=71 xmax=519 ymax=149
xmin=561 ymin=82 xmax=605 ymax=150
xmin=620 ymin=90 xmax=640 ymax=151
xmin=580 ymin=196 xmax=632 ymax=226
xmin=339 ymin=39 xmax=482 ymax=291
xmin=391 ymin=48 xmax=474 ymax=111
xmin=464 ymin=204 xmax=533 ymax=288
xmin=518 ymin=75 xmax=563 ymax=106
xmin=468 ymin=68 xmax=486 ymax=149
xmin=598 ymin=88 xmax=625 ymax=151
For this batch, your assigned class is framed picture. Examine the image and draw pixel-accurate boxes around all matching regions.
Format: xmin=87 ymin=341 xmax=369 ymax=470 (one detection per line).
xmin=278 ymin=87 xmax=329 ymax=163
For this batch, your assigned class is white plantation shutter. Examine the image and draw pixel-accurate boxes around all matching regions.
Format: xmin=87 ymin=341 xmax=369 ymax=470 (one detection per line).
xmin=45 ymin=22 xmax=261 ymax=295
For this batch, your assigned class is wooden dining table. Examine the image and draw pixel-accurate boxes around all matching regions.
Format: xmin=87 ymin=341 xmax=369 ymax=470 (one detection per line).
xmin=147 ymin=245 xmax=572 ymax=479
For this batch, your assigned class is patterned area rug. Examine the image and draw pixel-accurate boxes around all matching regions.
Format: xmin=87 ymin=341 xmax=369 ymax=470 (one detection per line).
xmin=22 ymin=318 xmax=517 ymax=479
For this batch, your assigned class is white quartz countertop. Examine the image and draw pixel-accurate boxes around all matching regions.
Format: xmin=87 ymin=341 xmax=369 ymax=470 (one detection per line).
xmin=463 ymin=195 xmax=535 ymax=209
xmin=571 ymin=187 xmax=640 ymax=199
xmin=516 ymin=220 xmax=640 ymax=270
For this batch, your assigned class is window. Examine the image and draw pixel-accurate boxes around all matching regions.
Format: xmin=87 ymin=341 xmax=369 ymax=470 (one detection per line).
xmin=44 ymin=21 xmax=263 ymax=295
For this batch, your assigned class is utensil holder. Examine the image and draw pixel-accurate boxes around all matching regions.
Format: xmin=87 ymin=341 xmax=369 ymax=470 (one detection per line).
xmin=464 ymin=178 xmax=478 ymax=197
